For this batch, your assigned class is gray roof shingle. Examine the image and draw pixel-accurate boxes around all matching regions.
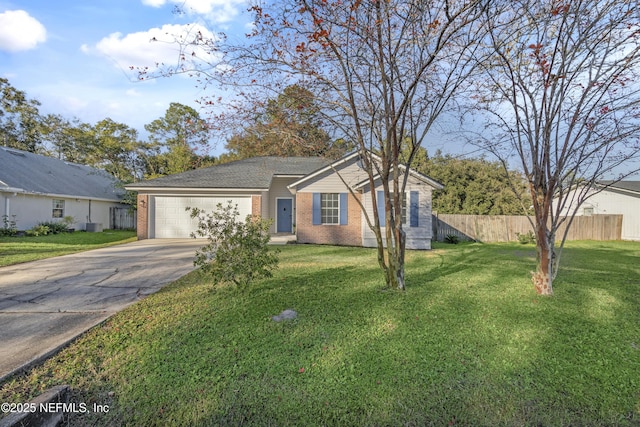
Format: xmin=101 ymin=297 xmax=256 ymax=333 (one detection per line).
xmin=598 ymin=180 xmax=640 ymax=196
xmin=0 ymin=147 xmax=124 ymax=201
xmin=127 ymin=156 xmax=331 ymax=189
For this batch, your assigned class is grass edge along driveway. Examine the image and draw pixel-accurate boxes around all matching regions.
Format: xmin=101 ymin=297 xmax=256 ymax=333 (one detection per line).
xmin=1 ymin=241 xmax=639 ymax=426
xmin=0 ymin=231 xmax=137 ymax=267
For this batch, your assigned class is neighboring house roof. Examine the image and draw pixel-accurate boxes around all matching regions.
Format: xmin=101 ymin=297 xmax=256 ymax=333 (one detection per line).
xmin=126 ymin=156 xmax=331 ymax=191
xmin=597 ymin=180 xmax=640 ymax=198
xmin=0 ymin=147 xmax=124 ymax=201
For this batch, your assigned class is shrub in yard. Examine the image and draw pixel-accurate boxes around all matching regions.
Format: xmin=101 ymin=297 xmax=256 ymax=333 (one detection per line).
xmin=187 ymin=201 xmax=279 ymax=287
xmin=444 ymin=234 xmax=460 ymax=244
xmin=0 ymin=215 xmax=18 ymax=237
xmin=516 ymin=230 xmax=536 ymax=244
xmin=62 ymin=215 xmax=76 ymax=230
xmin=38 ymin=220 xmax=72 ymax=234
xmin=26 ymin=224 xmax=50 ymax=237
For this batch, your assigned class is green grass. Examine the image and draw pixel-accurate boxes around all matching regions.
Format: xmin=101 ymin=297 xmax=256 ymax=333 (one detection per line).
xmin=1 ymin=241 xmax=639 ymax=426
xmin=0 ymin=230 xmax=137 ymax=266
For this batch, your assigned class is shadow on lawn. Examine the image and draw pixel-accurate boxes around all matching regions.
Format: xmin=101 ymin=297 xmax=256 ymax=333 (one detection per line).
xmin=405 ymin=242 xmax=640 ymax=425
xmin=57 ymin=242 xmax=640 ymax=426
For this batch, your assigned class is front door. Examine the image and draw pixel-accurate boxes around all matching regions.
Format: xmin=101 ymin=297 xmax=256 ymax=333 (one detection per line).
xmin=276 ymin=198 xmax=293 ymax=233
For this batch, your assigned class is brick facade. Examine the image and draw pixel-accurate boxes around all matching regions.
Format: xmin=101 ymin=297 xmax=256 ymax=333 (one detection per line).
xmin=251 ymin=194 xmax=262 ymax=219
xmin=296 ymin=192 xmax=362 ymax=246
xmin=136 ymin=194 xmax=148 ymax=240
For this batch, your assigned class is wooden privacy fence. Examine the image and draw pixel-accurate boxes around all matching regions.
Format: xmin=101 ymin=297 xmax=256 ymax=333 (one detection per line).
xmin=109 ymin=207 xmax=137 ymax=230
xmin=432 ymin=213 xmax=622 ymax=242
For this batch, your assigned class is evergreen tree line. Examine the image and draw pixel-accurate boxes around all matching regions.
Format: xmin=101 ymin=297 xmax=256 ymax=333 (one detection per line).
xmin=1 ymin=77 xmax=215 ymax=183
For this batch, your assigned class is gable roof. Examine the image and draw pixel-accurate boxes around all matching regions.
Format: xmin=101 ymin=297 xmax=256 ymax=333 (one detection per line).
xmin=0 ymin=147 xmax=124 ymax=201
xmin=352 ymin=167 xmax=445 ymax=191
xmin=125 ymin=156 xmax=331 ymax=191
xmin=597 ymin=180 xmax=640 ymax=198
xmin=288 ymin=151 xmax=444 ymax=190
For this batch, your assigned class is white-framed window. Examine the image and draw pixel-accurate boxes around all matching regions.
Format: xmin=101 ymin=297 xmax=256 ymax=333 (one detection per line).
xmin=321 ymin=193 xmax=339 ymax=224
xmin=389 ymin=192 xmax=407 ymax=224
xmin=583 ymin=207 xmax=594 ymax=216
xmin=52 ymin=199 xmax=65 ymax=218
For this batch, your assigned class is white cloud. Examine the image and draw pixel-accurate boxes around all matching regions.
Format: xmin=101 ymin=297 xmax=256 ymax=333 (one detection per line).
xmin=142 ymin=0 xmax=166 ymax=6
xmin=83 ymin=23 xmax=219 ymax=73
xmin=0 ymin=10 xmax=46 ymax=52
xmin=126 ymin=88 xmax=142 ymax=97
xmin=141 ymin=0 xmax=246 ymax=24
xmin=63 ymin=96 xmax=89 ymax=111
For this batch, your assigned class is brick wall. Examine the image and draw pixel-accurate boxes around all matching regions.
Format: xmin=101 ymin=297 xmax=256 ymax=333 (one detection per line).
xmin=296 ymin=192 xmax=362 ymax=246
xmin=251 ymin=195 xmax=262 ymax=219
xmin=136 ymin=194 xmax=148 ymax=240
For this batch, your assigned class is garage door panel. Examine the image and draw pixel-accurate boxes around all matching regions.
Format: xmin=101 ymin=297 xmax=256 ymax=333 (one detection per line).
xmin=153 ymin=196 xmax=252 ymax=238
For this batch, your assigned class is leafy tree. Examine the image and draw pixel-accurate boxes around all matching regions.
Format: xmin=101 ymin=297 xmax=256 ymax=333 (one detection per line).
xmin=89 ymin=118 xmax=141 ymax=182
xmin=470 ymin=0 xmax=640 ymax=294
xmin=142 ymin=144 xmax=213 ymax=178
xmin=152 ymin=0 xmax=487 ymax=290
xmin=225 ymin=85 xmax=348 ymax=158
xmin=0 ymin=78 xmax=43 ymax=152
xmin=0 ymin=80 xmax=217 ymax=183
xmin=39 ymin=114 xmax=97 ymax=162
xmin=144 ymin=102 xmax=211 ymax=177
xmin=416 ymin=150 xmax=532 ymax=215
xmin=188 ymin=201 xmax=279 ymax=287
xmin=60 ymin=120 xmax=101 ymax=165
xmin=40 ymin=114 xmax=72 ymax=159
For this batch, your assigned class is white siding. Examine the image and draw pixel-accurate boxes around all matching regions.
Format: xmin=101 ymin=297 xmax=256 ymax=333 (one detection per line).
xmin=360 ymin=181 xmax=434 ymax=250
xmin=297 ymin=161 xmax=370 ymax=193
xmin=0 ymin=192 xmax=119 ymax=231
xmin=260 ymin=190 xmax=270 ymax=221
xmin=557 ymin=188 xmax=640 ymax=241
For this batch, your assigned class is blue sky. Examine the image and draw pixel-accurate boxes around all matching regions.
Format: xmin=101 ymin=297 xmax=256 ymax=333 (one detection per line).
xmin=0 ymin=0 xmax=251 ymax=155
xmin=0 ymin=0 xmax=480 ymax=160
xmin=0 ymin=0 xmax=481 ymax=160
xmin=0 ymin=1 xmax=638 ymax=178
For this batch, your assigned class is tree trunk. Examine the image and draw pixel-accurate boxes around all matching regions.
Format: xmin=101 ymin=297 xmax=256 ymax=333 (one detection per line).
xmin=380 ymin=218 xmax=407 ymax=290
xmin=383 ymin=203 xmax=406 ymax=291
xmin=532 ymin=225 xmax=554 ymax=295
xmin=394 ymin=227 xmax=406 ymax=291
xmin=386 ymin=247 xmax=405 ymax=290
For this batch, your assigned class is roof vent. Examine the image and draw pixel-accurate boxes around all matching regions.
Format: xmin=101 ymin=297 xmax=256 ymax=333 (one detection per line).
xmin=3 ymin=148 xmax=26 ymax=157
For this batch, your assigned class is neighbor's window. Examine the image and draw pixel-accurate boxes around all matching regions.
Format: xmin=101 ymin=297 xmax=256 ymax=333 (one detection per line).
xmin=583 ymin=207 xmax=594 ymax=216
xmin=52 ymin=199 xmax=65 ymax=218
xmin=321 ymin=193 xmax=339 ymax=224
xmin=389 ymin=193 xmax=407 ymax=224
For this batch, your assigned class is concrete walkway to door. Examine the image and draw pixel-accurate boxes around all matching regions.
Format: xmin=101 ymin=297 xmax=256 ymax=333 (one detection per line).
xmin=0 ymin=239 xmax=202 ymax=382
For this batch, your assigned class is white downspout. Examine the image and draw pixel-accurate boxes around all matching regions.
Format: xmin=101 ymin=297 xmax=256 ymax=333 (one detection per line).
xmin=2 ymin=188 xmax=25 ymax=227
xmin=2 ymin=188 xmax=24 ymax=219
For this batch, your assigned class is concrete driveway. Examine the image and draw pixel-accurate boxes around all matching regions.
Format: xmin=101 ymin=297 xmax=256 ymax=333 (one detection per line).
xmin=0 ymin=239 xmax=203 ymax=382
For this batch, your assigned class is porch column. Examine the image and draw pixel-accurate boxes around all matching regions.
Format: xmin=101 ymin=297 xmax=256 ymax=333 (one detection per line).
xmin=251 ymin=195 xmax=262 ymax=220
xmin=137 ymin=194 xmax=149 ymax=240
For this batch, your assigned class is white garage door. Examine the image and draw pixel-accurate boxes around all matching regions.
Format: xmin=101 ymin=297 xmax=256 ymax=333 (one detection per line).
xmin=152 ymin=196 xmax=252 ymax=238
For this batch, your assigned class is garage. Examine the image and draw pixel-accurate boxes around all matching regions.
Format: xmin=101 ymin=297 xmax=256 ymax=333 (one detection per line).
xmin=151 ymin=196 xmax=252 ymax=238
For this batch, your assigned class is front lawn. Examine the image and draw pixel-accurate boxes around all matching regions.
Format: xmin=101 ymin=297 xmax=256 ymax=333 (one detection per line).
xmin=0 ymin=230 xmax=137 ymax=266
xmin=1 ymin=241 xmax=639 ymax=426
